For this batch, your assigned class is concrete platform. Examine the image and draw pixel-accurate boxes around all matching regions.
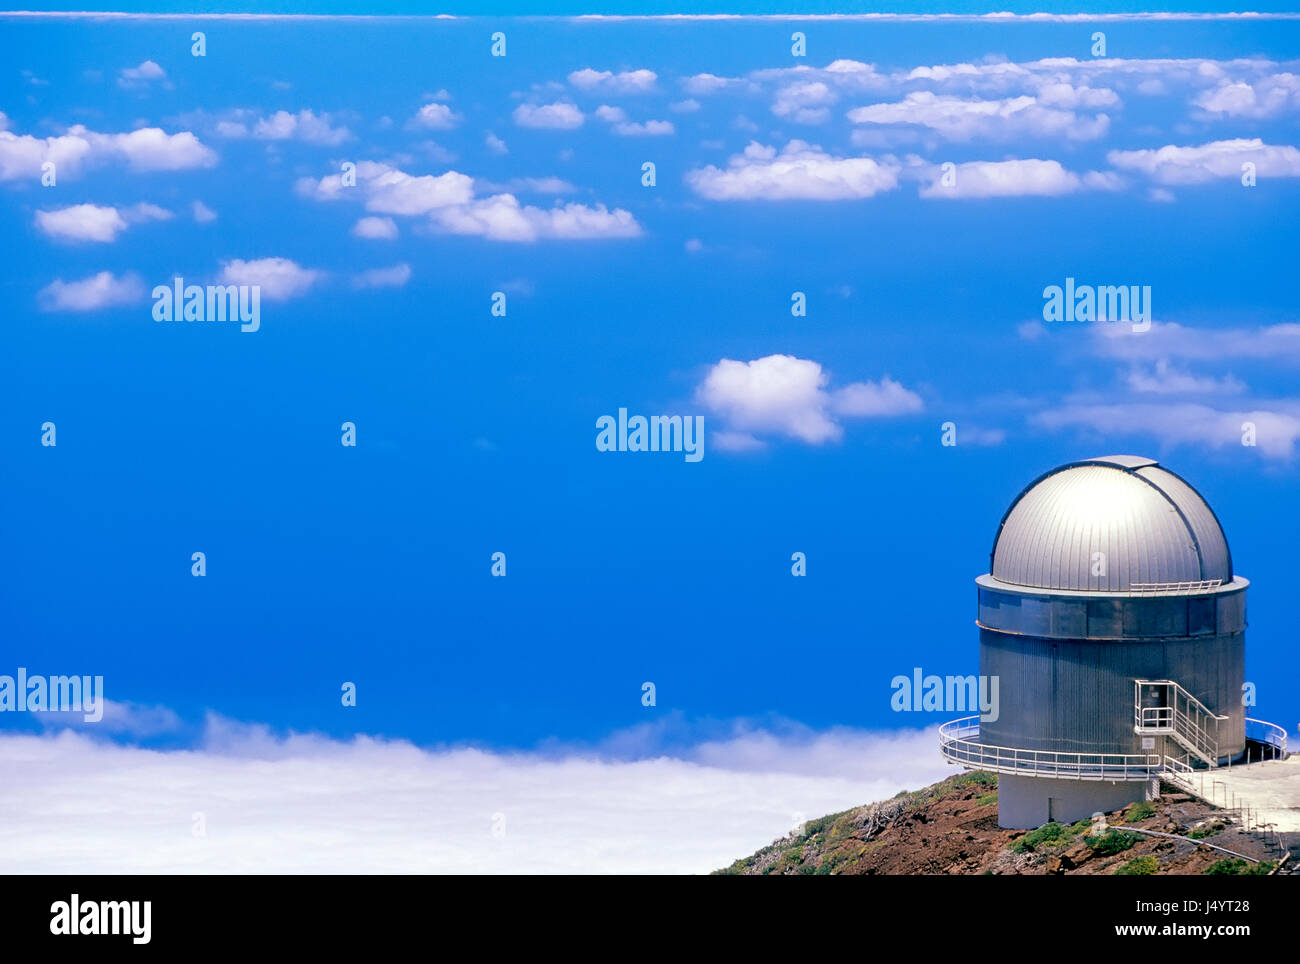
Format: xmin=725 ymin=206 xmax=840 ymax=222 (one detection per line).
xmin=1172 ymin=756 xmax=1300 ymax=833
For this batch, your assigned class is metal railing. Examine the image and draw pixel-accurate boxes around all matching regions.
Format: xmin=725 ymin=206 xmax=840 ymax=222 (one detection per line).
xmin=1159 ymin=758 xmax=1291 ymax=859
xmin=1134 ymin=679 xmax=1226 ymax=766
xmin=1246 ymin=718 xmax=1289 ymax=759
xmin=1127 ymin=580 xmax=1223 ymax=595
xmin=942 ymin=712 xmax=1293 ymax=861
xmin=938 ymin=717 xmax=1162 ymax=781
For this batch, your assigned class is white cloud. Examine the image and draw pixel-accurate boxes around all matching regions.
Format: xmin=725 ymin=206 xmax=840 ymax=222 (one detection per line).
xmin=1195 ymin=81 xmax=1259 ymax=115
xmin=213 ymin=109 xmax=350 ymax=145
xmin=718 ymin=54 xmax=1295 ymax=132
xmin=38 ymin=699 xmax=183 ymax=738
xmin=686 ymin=141 xmax=900 ymax=201
xmin=0 ymin=130 xmax=92 ymax=180
xmin=1194 ymin=73 xmax=1300 ymax=118
xmin=513 ymin=101 xmax=584 ymax=130
xmin=118 ymin=59 xmax=166 ymax=88
xmin=299 ymin=159 xmax=638 ymax=243
xmin=1033 ymin=401 xmax=1300 ymax=460
xmin=2 ymin=123 xmax=218 ymax=180
xmin=568 ymin=68 xmax=657 ymax=93
xmin=366 ymin=168 xmax=476 ymax=215
xmin=352 ymin=262 xmax=411 ymax=289
xmin=429 ymin=196 xmax=641 ymax=242
xmin=296 ymin=161 xmax=475 ymax=214
xmin=831 ymin=378 xmax=925 ymax=416
xmin=696 ymin=354 xmax=922 ymax=446
xmin=1107 ymin=138 xmax=1300 ymax=183
xmin=485 ymin=131 xmax=508 ymax=154
xmin=1092 ymin=320 xmax=1300 ymax=364
xmin=352 ymin=215 xmax=398 ymax=239
xmin=772 ymin=80 xmax=837 ymax=124
xmin=0 ymin=719 xmax=949 ymax=873
xmin=1034 ymin=81 xmax=1120 ymax=108
xmin=412 ymin=102 xmax=461 ymax=130
xmin=671 ymin=98 xmax=701 ymax=113
xmin=104 ymin=127 xmax=218 ymax=170
xmin=1125 ymin=359 xmax=1245 ymax=395
xmin=592 ymin=108 xmax=674 ymax=137
xmin=125 ymin=202 xmax=172 ymax=222
xmin=300 ymin=161 xmax=638 ymax=243
xmin=918 ymin=158 xmax=1123 ymax=198
xmin=252 ymin=109 xmax=351 ymax=145
xmin=192 ymin=200 xmax=218 ymax=223
xmin=847 ymin=91 xmax=1110 ymax=141
xmin=699 ymin=355 xmax=842 ymax=444
xmin=825 ymin=58 xmax=880 ymax=75
xmin=219 ymin=258 xmax=321 ymax=300
xmin=612 ymin=119 xmax=674 ymax=136
xmin=893 ymin=54 xmax=1272 ymax=96
xmin=36 ymin=200 xmax=174 ymax=241
xmin=38 ymin=271 xmax=145 ymax=312
xmin=681 ymin=72 xmax=745 ymax=95
xmin=751 ymin=59 xmax=889 ymax=99
xmin=35 ymin=203 xmax=128 ymax=242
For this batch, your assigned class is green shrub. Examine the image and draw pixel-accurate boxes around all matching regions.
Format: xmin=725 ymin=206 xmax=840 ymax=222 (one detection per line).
xmin=975 ymin=792 xmax=998 ymax=807
xmin=1205 ymin=858 xmax=1274 ymax=876
xmin=1122 ymin=801 xmax=1156 ymax=823
xmin=1086 ymin=830 xmax=1139 ymax=855
xmin=1012 ymin=821 xmax=1070 ymax=853
xmin=1205 ymin=858 xmax=1246 ymax=875
xmin=1189 ymin=823 xmax=1223 ymax=839
xmin=1116 ymin=855 xmax=1159 ymax=875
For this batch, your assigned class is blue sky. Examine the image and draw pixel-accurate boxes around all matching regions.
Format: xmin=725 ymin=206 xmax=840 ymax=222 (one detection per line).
xmin=1 ymin=8 xmax=1298 ymax=871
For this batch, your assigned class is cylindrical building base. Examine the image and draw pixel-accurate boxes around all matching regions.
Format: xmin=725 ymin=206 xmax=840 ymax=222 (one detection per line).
xmin=997 ymin=774 xmax=1157 ymax=829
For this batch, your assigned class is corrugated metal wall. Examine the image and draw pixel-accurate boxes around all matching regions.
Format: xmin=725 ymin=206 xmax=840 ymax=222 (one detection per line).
xmin=979 ymin=628 xmax=1246 ymax=758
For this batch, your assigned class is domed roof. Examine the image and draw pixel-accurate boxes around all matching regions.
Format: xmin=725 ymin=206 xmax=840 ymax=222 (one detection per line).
xmin=989 ymin=456 xmax=1232 ymax=593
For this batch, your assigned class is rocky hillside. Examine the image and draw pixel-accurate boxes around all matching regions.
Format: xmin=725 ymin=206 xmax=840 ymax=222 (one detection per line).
xmin=716 ymin=771 xmax=1288 ymax=875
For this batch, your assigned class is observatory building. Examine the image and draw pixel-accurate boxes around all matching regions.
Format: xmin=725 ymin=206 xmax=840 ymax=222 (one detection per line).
xmin=940 ymin=455 xmax=1263 ymax=829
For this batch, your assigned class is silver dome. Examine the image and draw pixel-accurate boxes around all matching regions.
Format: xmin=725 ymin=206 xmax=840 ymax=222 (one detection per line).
xmin=989 ymin=456 xmax=1232 ymax=593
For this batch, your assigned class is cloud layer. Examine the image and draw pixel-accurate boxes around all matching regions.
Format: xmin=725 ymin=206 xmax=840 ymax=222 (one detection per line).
xmin=0 ymin=719 xmax=949 ymax=873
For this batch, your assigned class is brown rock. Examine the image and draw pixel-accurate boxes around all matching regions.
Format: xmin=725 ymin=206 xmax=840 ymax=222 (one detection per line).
xmin=1060 ymin=842 xmax=1092 ymax=869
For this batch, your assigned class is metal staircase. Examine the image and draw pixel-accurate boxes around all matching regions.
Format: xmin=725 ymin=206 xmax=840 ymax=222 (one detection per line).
xmin=1134 ymin=679 xmax=1228 ymax=767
